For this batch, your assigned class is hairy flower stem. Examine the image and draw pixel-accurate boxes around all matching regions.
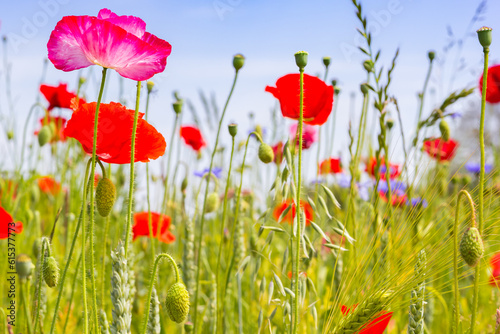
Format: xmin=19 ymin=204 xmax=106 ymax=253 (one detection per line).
xmin=124 ymin=81 xmax=142 ymax=257
xmin=87 ymin=67 xmax=108 ymax=332
xmin=144 ymin=86 xmax=156 ymax=259
xmin=49 ymin=159 xmax=92 ymax=334
xmin=471 ymin=40 xmax=489 ymax=334
xmin=193 ymin=67 xmax=240 ymax=330
xmin=292 ymin=67 xmax=305 ymax=334
xmin=34 ymin=237 xmax=51 ymax=333
xmin=215 ymin=134 xmax=236 ymax=331
xmin=21 ymin=279 xmax=33 ymax=334
xmin=141 ymin=254 xmax=180 ymax=334
xmin=452 ymin=190 xmax=476 ymax=333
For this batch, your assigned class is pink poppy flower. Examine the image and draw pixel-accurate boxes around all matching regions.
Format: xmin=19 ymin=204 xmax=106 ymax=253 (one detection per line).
xmin=290 ymin=123 xmax=317 ymax=150
xmin=47 ymin=8 xmax=172 ymax=81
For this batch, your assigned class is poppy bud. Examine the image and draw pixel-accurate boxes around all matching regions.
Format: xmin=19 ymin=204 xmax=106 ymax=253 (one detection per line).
xmin=477 ymin=26 xmax=492 ymax=48
xmin=7 ymin=130 xmax=14 ymax=140
xmin=205 ymin=192 xmax=220 ymax=213
xmin=32 ymin=239 xmax=41 ymax=258
xmin=363 ymin=60 xmax=374 ymax=73
xmin=233 ymin=54 xmax=245 ymax=71
xmin=165 ymin=282 xmax=190 ymax=323
xmin=16 ymin=254 xmax=33 ymax=280
xmin=294 ymin=51 xmax=308 ymax=69
xmin=334 ymin=87 xmax=341 ymax=95
xmin=386 ymin=118 xmax=395 ymax=129
xmin=181 ymin=177 xmax=188 ymax=193
xmin=43 ymin=256 xmax=60 ymax=287
xmin=95 ymin=177 xmax=116 ymax=217
xmin=173 ymin=100 xmax=183 ymax=114
xmin=428 ymin=51 xmax=436 ymax=62
xmin=258 ymin=143 xmax=274 ymax=164
xmin=439 ymin=119 xmax=450 ymax=141
xmin=228 ymin=123 xmax=238 ymax=137
xmin=459 ymin=227 xmax=484 ymax=267
xmin=360 ymin=83 xmax=369 ymax=95
xmin=147 ymin=81 xmax=155 ymax=93
xmin=38 ymin=125 xmax=51 ymax=146
xmin=322 ymin=57 xmax=331 ymax=68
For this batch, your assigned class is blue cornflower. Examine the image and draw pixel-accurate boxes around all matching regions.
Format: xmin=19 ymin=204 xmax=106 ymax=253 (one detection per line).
xmin=194 ymin=167 xmax=222 ymax=179
xmin=465 ymin=162 xmax=493 ymax=174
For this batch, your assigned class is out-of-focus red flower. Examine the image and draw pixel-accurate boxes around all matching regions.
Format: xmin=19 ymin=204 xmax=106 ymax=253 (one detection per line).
xmin=132 ymin=212 xmax=175 ymax=244
xmin=40 ymin=83 xmax=86 ymax=111
xmin=287 ymin=271 xmax=307 ymax=279
xmin=38 ymin=177 xmax=61 ymax=195
xmin=272 ymin=142 xmax=284 ymax=165
xmin=479 ymin=64 xmax=500 ymax=104
xmin=319 ymin=158 xmax=342 ymax=175
xmin=423 ymin=138 xmax=458 ymax=162
xmin=35 ymin=115 xmax=68 ymax=143
xmin=290 ymin=123 xmax=317 ymax=149
xmin=64 ymin=101 xmax=166 ymax=164
xmin=0 ymin=180 xmax=18 ymax=200
xmin=266 ymin=74 xmax=334 ymax=126
xmin=273 ymin=200 xmax=313 ymax=226
xmin=365 ymin=157 xmax=401 ymax=180
xmin=1 ymin=206 xmax=23 ymax=239
xmin=489 ymin=252 xmax=500 ymax=287
xmin=47 ymin=8 xmax=172 ymax=81
xmin=379 ymin=191 xmax=407 ymax=207
xmin=341 ymin=304 xmax=392 ymax=334
xmin=180 ymin=126 xmax=206 ymax=152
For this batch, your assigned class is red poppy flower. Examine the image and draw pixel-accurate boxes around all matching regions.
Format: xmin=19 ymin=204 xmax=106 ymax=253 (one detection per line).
xmin=423 ymin=138 xmax=458 ymax=162
xmin=132 ymin=212 xmax=175 ymax=244
xmin=180 ymin=126 xmax=206 ymax=152
xmin=273 ymin=200 xmax=313 ymax=226
xmin=379 ymin=191 xmax=407 ymax=207
xmin=1 ymin=206 xmax=23 ymax=239
xmin=35 ymin=115 xmax=68 ymax=143
xmin=64 ymin=101 xmax=166 ymax=164
xmin=266 ymin=74 xmax=334 ymax=126
xmin=479 ymin=64 xmax=500 ymax=104
xmin=341 ymin=304 xmax=392 ymax=334
xmin=38 ymin=177 xmax=61 ymax=195
xmin=47 ymin=9 xmax=172 ymax=81
xmin=319 ymin=158 xmax=342 ymax=175
xmin=40 ymin=83 xmax=86 ymax=111
xmin=489 ymin=252 xmax=500 ymax=287
xmin=365 ymin=157 xmax=401 ymax=180
xmin=272 ymin=142 xmax=284 ymax=165
xmin=0 ymin=180 xmax=18 ymax=200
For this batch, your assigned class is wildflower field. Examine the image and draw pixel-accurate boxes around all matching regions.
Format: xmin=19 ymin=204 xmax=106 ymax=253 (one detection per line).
xmin=1 ymin=1 xmax=500 ymax=333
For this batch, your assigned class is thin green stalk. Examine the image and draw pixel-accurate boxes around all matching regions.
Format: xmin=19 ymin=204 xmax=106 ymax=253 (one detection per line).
xmin=328 ymin=90 xmax=339 ymax=158
xmin=88 ymin=67 xmax=108 ymax=332
xmin=452 ymin=190 xmax=475 ymax=333
xmin=161 ymin=113 xmax=180 ymax=215
xmin=215 ymin=134 xmax=236 ymax=330
xmin=193 ymin=67 xmax=240 ymax=330
xmin=124 ymin=81 xmax=142 ymax=257
xmin=17 ymin=103 xmax=45 ymax=174
xmin=144 ymin=86 xmax=156 ymax=259
xmin=33 ymin=237 xmax=50 ymax=333
xmin=471 ymin=36 xmax=490 ymax=334
xmin=292 ymin=67 xmax=305 ymax=334
xmin=49 ymin=159 xmax=92 ymax=334
xmin=141 ymin=253 xmax=180 ymax=334
xmin=63 ymin=253 xmax=82 ymax=333
xmin=101 ymin=164 xmax=111 ymax=310
xmin=21 ymin=280 xmax=33 ymax=334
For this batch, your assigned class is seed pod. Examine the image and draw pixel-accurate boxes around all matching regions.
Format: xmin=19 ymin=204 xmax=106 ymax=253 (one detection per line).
xmin=95 ymin=177 xmax=116 ymax=217
xmin=165 ymin=282 xmax=190 ymax=323
xmin=204 ymin=192 xmax=220 ymax=213
xmin=294 ymin=51 xmax=308 ymax=69
xmin=459 ymin=227 xmax=484 ymax=267
xmin=16 ymin=254 xmax=33 ymax=280
xmin=228 ymin=123 xmax=238 ymax=137
xmin=233 ymin=54 xmax=245 ymax=71
xmin=38 ymin=125 xmax=51 ymax=146
xmin=258 ymin=143 xmax=274 ymax=164
xmin=43 ymin=256 xmax=60 ymax=288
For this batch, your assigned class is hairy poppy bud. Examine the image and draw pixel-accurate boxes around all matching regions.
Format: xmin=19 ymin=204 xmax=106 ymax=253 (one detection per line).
xmin=233 ymin=54 xmax=245 ymax=71
xmin=43 ymin=256 xmax=60 ymax=287
xmin=181 ymin=177 xmax=188 ymax=193
xmin=459 ymin=227 xmax=484 ymax=267
xmin=38 ymin=125 xmax=51 ymax=146
xmin=322 ymin=57 xmax=331 ymax=68
xmin=439 ymin=119 xmax=450 ymax=141
xmin=95 ymin=177 xmax=116 ymax=217
xmin=228 ymin=123 xmax=238 ymax=137
xmin=165 ymin=282 xmax=190 ymax=323
xmin=258 ymin=143 xmax=274 ymax=164
xmin=16 ymin=254 xmax=33 ymax=280
xmin=147 ymin=81 xmax=155 ymax=93
xmin=205 ymin=192 xmax=220 ymax=213
xmin=294 ymin=51 xmax=308 ymax=69
xmin=477 ymin=26 xmax=492 ymax=48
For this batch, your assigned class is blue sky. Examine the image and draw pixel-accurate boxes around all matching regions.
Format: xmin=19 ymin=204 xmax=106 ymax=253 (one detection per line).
xmin=0 ymin=0 xmax=498 ymax=177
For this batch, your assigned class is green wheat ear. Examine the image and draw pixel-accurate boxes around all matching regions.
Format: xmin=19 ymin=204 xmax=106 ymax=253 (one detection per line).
xmin=165 ymin=282 xmax=190 ymax=323
xmin=110 ymin=242 xmax=132 ymax=333
xmin=147 ymin=288 xmax=161 ymax=334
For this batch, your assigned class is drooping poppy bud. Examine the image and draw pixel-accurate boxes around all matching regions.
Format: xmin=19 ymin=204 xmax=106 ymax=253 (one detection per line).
xmin=258 ymin=143 xmax=274 ymax=164
xmin=165 ymin=282 xmax=190 ymax=323
xmin=38 ymin=125 xmax=52 ymax=146
xmin=459 ymin=227 xmax=484 ymax=267
xmin=43 ymin=256 xmax=60 ymax=287
xmin=439 ymin=119 xmax=450 ymax=141
xmin=205 ymin=192 xmax=220 ymax=213
xmin=95 ymin=177 xmax=116 ymax=217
